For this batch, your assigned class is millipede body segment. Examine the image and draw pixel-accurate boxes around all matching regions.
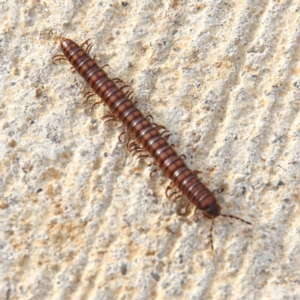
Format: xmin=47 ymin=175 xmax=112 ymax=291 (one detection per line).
xmin=54 ymin=38 xmax=251 ymax=248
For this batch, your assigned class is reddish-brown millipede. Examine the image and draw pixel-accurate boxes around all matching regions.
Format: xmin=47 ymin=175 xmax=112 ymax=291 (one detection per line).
xmin=53 ymin=37 xmax=251 ymax=250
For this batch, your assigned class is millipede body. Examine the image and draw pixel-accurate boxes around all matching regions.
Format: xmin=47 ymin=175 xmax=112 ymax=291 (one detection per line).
xmin=54 ymin=38 xmax=251 ymax=249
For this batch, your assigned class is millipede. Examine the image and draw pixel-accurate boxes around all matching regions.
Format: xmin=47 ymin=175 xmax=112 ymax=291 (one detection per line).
xmin=53 ymin=37 xmax=251 ymax=250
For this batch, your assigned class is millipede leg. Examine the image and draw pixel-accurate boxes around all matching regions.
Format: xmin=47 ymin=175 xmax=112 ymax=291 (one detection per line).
xmin=128 ymin=141 xmax=138 ymax=148
xmin=126 ymin=136 xmax=136 ymax=150
xmin=160 ymin=130 xmax=169 ymax=135
xmin=179 ymin=154 xmax=187 ymax=160
xmin=168 ymin=190 xmax=181 ymax=199
xmin=100 ymin=64 xmax=109 ymax=69
xmin=79 ymin=39 xmax=90 ymax=48
xmin=128 ymin=140 xmax=144 ymax=151
xmin=85 ymin=42 xmax=93 ymax=54
xmin=193 ymin=206 xmax=199 ymax=216
xmin=119 ymin=85 xmax=130 ymax=91
xmin=102 ymin=113 xmax=119 ymax=123
xmin=131 ymin=147 xmax=144 ymax=154
xmin=137 ymin=154 xmax=150 ymax=159
xmin=128 ymin=143 xmax=142 ymax=150
xmin=118 ymin=130 xmax=127 ymax=142
xmin=145 ymin=114 xmax=154 ymax=121
xmin=150 ymin=168 xmax=159 ymax=179
xmin=165 ymin=182 xmax=175 ymax=199
xmin=193 ymin=170 xmax=201 ymax=175
xmin=173 ymin=194 xmax=182 ymax=202
xmin=162 ymin=133 xmax=173 ymax=141
xmin=79 ymin=39 xmax=98 ymax=61
xmin=131 ymin=147 xmax=145 ymax=154
xmin=128 ymin=142 xmax=141 ymax=152
xmin=147 ymin=162 xmax=156 ymax=167
xmin=101 ymin=113 xmax=116 ymax=119
xmin=169 ymin=191 xmax=182 ymax=202
xmin=125 ymin=90 xmax=134 ymax=100
xmin=83 ymin=91 xmax=96 ymax=103
xmin=91 ymin=100 xmax=104 ymax=111
xmin=52 ymin=54 xmax=68 ymax=62
xmin=103 ymin=117 xmax=119 ymax=124
xmin=79 ymin=39 xmax=93 ymax=53
xmin=112 ymin=78 xmax=124 ymax=84
xmin=154 ymin=125 xmax=167 ymax=131
xmin=177 ymin=203 xmax=191 ymax=216
xmin=132 ymin=149 xmax=147 ymax=157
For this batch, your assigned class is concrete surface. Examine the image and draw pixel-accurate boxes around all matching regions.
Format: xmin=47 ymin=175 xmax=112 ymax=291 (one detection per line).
xmin=1 ymin=1 xmax=300 ymax=299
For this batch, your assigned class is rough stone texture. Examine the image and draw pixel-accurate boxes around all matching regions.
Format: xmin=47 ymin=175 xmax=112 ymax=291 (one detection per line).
xmin=1 ymin=1 xmax=300 ymax=299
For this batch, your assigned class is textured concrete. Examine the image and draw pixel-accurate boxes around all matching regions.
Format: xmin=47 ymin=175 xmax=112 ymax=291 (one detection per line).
xmin=1 ymin=1 xmax=300 ymax=299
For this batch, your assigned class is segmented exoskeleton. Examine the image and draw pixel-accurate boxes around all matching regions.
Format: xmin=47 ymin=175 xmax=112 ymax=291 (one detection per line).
xmin=53 ymin=38 xmax=251 ymax=250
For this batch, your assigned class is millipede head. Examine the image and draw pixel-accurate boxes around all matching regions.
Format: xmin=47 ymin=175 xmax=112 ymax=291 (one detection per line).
xmin=202 ymin=202 xmax=221 ymax=220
